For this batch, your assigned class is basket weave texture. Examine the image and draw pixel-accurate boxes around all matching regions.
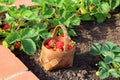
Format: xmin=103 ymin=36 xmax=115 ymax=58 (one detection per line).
xmin=39 ymin=25 xmax=75 ymax=71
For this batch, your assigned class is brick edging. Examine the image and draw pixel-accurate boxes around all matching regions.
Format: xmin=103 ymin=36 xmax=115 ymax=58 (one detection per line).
xmin=0 ymin=45 xmax=39 ymax=80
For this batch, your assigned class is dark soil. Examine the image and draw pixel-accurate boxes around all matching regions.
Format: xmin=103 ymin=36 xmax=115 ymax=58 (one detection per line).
xmin=13 ymin=13 xmax=120 ymax=80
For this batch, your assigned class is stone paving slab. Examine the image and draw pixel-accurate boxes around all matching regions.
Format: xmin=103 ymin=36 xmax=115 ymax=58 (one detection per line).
xmin=0 ymin=45 xmax=39 ymax=80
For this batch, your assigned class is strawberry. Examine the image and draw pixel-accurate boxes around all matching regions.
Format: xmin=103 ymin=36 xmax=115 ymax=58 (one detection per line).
xmin=56 ymin=41 xmax=64 ymax=49
xmin=3 ymin=23 xmax=10 ymax=31
xmin=48 ymin=39 xmax=57 ymax=48
xmin=68 ymin=45 xmax=74 ymax=50
xmin=45 ymin=45 xmax=51 ymax=49
xmin=14 ymin=42 xmax=21 ymax=49
xmin=59 ymin=34 xmax=64 ymax=37
xmin=69 ymin=40 xmax=75 ymax=46
xmin=68 ymin=40 xmax=75 ymax=50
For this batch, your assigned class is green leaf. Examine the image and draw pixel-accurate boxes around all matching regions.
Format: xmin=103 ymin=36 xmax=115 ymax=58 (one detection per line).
xmin=109 ymin=69 xmax=120 ymax=78
xmin=32 ymin=0 xmax=45 ymax=6
xmin=68 ymin=29 xmax=77 ymax=36
xmin=21 ymin=39 xmax=36 ymax=55
xmin=0 ymin=6 xmax=8 ymax=13
xmin=55 ymin=0 xmax=65 ymax=7
xmin=5 ymin=13 xmax=15 ymax=21
xmin=114 ymin=57 xmax=120 ymax=62
xmin=99 ymin=68 xmax=110 ymax=79
xmin=8 ymin=7 xmax=21 ymax=19
xmin=112 ymin=46 xmax=120 ymax=53
xmin=62 ymin=13 xmax=74 ymax=27
xmin=52 ymin=19 xmax=61 ymax=27
xmin=71 ymin=17 xmax=81 ymax=26
xmin=35 ymin=24 xmax=48 ymax=30
xmin=81 ymin=14 xmax=94 ymax=21
xmin=100 ymin=2 xmax=110 ymax=13
xmin=95 ymin=13 xmax=107 ymax=23
xmin=89 ymin=0 xmax=99 ymax=5
xmin=104 ymin=56 xmax=114 ymax=64
xmin=105 ymin=41 xmax=117 ymax=50
xmin=99 ymin=61 xmax=110 ymax=70
xmin=102 ymin=51 xmax=115 ymax=59
xmin=101 ymin=45 xmax=110 ymax=51
xmin=20 ymin=28 xmax=38 ymax=39
xmin=110 ymin=0 xmax=120 ymax=10
xmin=5 ymin=32 xmax=20 ymax=44
xmin=90 ymin=43 xmax=101 ymax=56
xmin=21 ymin=10 xmax=35 ymax=20
xmin=43 ymin=8 xmax=55 ymax=19
xmin=2 ymin=40 xmax=8 ymax=48
xmin=0 ymin=0 xmax=15 ymax=5
xmin=39 ymin=30 xmax=51 ymax=39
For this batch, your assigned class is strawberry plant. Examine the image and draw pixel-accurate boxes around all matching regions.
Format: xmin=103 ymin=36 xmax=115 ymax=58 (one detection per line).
xmin=90 ymin=41 xmax=120 ymax=79
xmin=0 ymin=0 xmax=120 ymax=55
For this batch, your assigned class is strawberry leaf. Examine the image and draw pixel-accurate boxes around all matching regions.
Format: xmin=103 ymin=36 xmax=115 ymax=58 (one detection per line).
xmin=21 ymin=39 xmax=36 ymax=55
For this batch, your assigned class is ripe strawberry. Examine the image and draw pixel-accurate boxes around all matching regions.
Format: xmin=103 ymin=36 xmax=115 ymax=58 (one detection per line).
xmin=14 ymin=42 xmax=21 ymax=49
xmin=69 ymin=40 xmax=75 ymax=46
xmin=45 ymin=45 xmax=51 ymax=49
xmin=56 ymin=41 xmax=64 ymax=49
xmin=68 ymin=45 xmax=74 ymax=50
xmin=68 ymin=40 xmax=75 ymax=50
xmin=3 ymin=23 xmax=10 ymax=31
xmin=59 ymin=34 xmax=64 ymax=37
xmin=48 ymin=39 xmax=57 ymax=48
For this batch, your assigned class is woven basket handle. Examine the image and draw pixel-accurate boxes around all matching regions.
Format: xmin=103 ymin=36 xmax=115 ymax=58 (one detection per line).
xmin=52 ymin=25 xmax=68 ymax=51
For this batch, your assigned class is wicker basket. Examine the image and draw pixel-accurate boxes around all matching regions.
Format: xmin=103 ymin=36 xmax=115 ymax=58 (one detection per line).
xmin=39 ymin=25 xmax=75 ymax=71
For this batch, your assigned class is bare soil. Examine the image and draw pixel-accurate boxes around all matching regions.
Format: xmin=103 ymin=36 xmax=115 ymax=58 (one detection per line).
xmin=13 ymin=13 xmax=120 ymax=80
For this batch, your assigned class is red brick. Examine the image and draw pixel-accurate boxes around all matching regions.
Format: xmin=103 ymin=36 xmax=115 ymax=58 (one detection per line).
xmin=11 ymin=71 xmax=39 ymax=80
xmin=0 ymin=45 xmax=28 ymax=79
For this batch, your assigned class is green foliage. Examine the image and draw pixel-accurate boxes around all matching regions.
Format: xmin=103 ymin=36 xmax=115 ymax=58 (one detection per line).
xmin=0 ymin=0 xmax=120 ymax=55
xmin=0 ymin=0 xmax=15 ymax=5
xmin=90 ymin=41 xmax=120 ymax=79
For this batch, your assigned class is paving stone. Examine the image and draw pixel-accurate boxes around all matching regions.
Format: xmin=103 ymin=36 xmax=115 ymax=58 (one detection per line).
xmin=11 ymin=71 xmax=39 ymax=80
xmin=0 ymin=45 xmax=28 ymax=79
xmin=14 ymin=0 xmax=35 ymax=8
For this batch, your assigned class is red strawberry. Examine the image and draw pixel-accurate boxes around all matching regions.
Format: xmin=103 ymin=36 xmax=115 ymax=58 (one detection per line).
xmin=14 ymin=42 xmax=21 ymax=49
xmin=56 ymin=41 xmax=64 ymax=49
xmin=68 ymin=40 xmax=75 ymax=50
xmin=69 ymin=40 xmax=75 ymax=46
xmin=48 ymin=39 xmax=57 ymax=48
xmin=3 ymin=23 xmax=10 ymax=31
xmin=45 ymin=45 xmax=51 ymax=49
xmin=68 ymin=45 xmax=74 ymax=50
xmin=59 ymin=34 xmax=64 ymax=37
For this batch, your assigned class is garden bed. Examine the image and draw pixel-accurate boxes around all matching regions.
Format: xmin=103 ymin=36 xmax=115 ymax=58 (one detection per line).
xmin=13 ymin=13 xmax=120 ymax=80
xmin=0 ymin=0 xmax=120 ymax=79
